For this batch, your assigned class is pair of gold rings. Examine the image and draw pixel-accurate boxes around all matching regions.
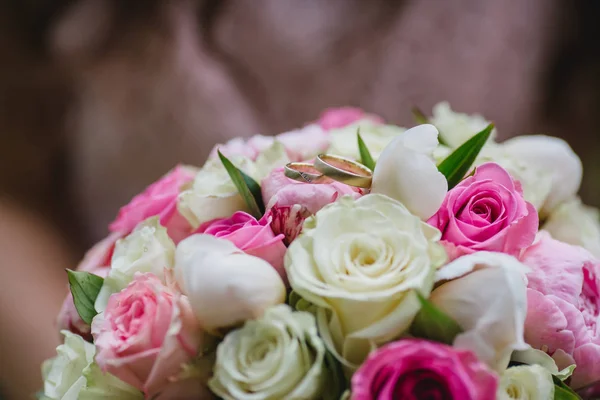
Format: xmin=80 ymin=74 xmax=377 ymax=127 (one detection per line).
xmin=284 ymin=154 xmax=373 ymax=188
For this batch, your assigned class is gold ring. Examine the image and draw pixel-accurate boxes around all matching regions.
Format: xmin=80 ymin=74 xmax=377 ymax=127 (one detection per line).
xmin=284 ymin=163 xmax=332 ymax=184
xmin=313 ymin=154 xmax=373 ymax=188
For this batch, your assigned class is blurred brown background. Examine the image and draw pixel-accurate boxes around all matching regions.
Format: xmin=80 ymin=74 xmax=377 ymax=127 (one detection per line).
xmin=1 ymin=0 xmax=600 ymax=398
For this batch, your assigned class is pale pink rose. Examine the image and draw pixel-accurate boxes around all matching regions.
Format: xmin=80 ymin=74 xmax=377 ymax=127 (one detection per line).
xmin=109 ymin=165 xmax=196 ymax=243
xmin=92 ymin=273 xmax=202 ymax=396
xmin=352 ymin=339 xmax=498 ymax=400
xmin=317 ymin=106 xmax=384 ymax=130
xmin=56 ymin=232 xmax=122 ymax=339
xmin=211 ymin=124 xmax=329 ymax=162
xmin=261 ymin=166 xmax=364 ymax=243
xmin=196 ymin=211 xmax=287 ymax=281
xmin=428 ymin=163 xmax=538 ymax=259
xmin=522 ymin=231 xmax=600 ymax=389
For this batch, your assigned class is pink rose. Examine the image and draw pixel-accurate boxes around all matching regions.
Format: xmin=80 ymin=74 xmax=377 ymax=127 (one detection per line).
xmin=109 ymin=165 xmax=196 ymax=243
xmin=196 ymin=211 xmax=287 ymax=281
xmin=211 ymin=124 xmax=329 ymax=162
xmin=428 ymin=162 xmax=538 ymax=258
xmin=352 ymin=339 xmax=498 ymax=400
xmin=92 ymin=273 xmax=202 ymax=396
xmin=261 ymin=166 xmax=363 ymax=243
xmin=317 ymin=106 xmax=384 ymax=130
xmin=522 ymin=231 xmax=600 ymax=389
xmin=56 ymin=232 xmax=122 ymax=339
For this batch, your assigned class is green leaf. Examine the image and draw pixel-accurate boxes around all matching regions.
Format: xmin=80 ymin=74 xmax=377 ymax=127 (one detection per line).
xmin=67 ymin=270 xmax=104 ymax=324
xmin=357 ymin=130 xmax=375 ymax=171
xmin=411 ymin=106 xmax=429 ymax=124
xmin=437 ymin=123 xmax=494 ymax=189
xmin=410 ymin=292 xmax=463 ymax=345
xmin=217 ymin=151 xmax=264 ymax=219
xmin=553 ymin=375 xmax=581 ymax=400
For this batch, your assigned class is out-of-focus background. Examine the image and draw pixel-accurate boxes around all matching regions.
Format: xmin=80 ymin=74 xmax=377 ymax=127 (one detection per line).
xmin=1 ymin=0 xmax=599 ymax=398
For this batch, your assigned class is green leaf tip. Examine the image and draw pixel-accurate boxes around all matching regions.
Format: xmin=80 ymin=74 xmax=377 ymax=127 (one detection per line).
xmin=67 ymin=269 xmax=104 ymax=324
xmin=217 ymin=150 xmax=265 ymax=219
xmin=357 ymin=130 xmax=376 ymax=171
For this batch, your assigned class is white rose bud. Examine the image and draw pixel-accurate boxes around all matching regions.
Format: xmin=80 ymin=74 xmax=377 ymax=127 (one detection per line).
xmin=543 ymin=197 xmax=600 ymax=258
xmin=95 ymin=217 xmax=175 ymax=312
xmin=431 ymin=252 xmax=529 ymax=372
xmin=502 ymin=134 xmax=583 ymax=214
xmin=209 ymin=305 xmax=336 ymax=400
xmin=497 ymin=365 xmax=555 ymax=400
xmin=371 ymin=124 xmax=448 ymax=220
xmin=174 ymin=234 xmax=286 ymax=331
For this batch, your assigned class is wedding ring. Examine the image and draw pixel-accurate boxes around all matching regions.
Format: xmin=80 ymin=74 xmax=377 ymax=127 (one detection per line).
xmin=284 ymin=163 xmax=332 ymax=184
xmin=313 ymin=154 xmax=373 ymax=188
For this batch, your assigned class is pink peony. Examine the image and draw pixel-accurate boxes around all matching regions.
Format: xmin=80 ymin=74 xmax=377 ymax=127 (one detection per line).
xmin=92 ymin=273 xmax=202 ymax=396
xmin=317 ymin=106 xmax=384 ymax=130
xmin=109 ymin=165 xmax=196 ymax=243
xmin=352 ymin=339 xmax=498 ymax=400
xmin=428 ymin=162 xmax=538 ymax=259
xmin=196 ymin=211 xmax=287 ymax=281
xmin=56 ymin=231 xmax=122 ymax=339
xmin=261 ymin=166 xmax=363 ymax=243
xmin=522 ymin=231 xmax=600 ymax=389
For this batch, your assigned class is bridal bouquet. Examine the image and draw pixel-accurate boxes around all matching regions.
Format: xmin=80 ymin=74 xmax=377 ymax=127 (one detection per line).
xmin=41 ymin=104 xmax=600 ymax=400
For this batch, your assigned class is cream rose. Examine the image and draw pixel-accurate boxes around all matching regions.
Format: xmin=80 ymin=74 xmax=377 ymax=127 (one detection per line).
xmin=543 ymin=197 xmax=600 ymax=258
xmin=285 ymin=194 xmax=445 ymax=368
xmin=95 ymin=217 xmax=175 ymax=312
xmin=328 ymin=120 xmax=405 ymax=160
xmin=430 ymin=101 xmax=495 ymax=148
xmin=496 ymin=365 xmax=554 ymax=400
xmin=209 ymin=305 xmax=335 ymax=400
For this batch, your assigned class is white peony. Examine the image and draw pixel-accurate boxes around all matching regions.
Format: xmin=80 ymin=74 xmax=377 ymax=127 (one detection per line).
xmin=430 ymin=101 xmax=494 ymax=148
xmin=174 ymin=234 xmax=286 ymax=331
xmin=328 ymin=120 xmax=405 ymax=161
xmin=431 ymin=252 xmax=529 ymax=372
xmin=543 ymin=197 xmax=600 ymax=258
xmin=209 ymin=305 xmax=335 ymax=400
xmin=496 ymin=365 xmax=554 ymax=400
xmin=285 ymin=194 xmax=446 ymax=368
xmin=371 ymin=124 xmax=448 ymax=220
xmin=95 ymin=217 xmax=175 ymax=312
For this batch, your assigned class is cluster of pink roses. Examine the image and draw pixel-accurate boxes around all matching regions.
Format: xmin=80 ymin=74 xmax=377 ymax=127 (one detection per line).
xmin=47 ymin=105 xmax=600 ymax=400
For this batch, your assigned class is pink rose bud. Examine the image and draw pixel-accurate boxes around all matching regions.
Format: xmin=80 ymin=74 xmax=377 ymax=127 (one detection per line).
xmin=428 ymin=162 xmax=538 ymax=259
xmin=261 ymin=166 xmax=363 ymax=243
xmin=109 ymin=165 xmax=196 ymax=243
xmin=196 ymin=211 xmax=287 ymax=282
xmin=522 ymin=231 xmax=600 ymax=390
xmin=92 ymin=273 xmax=202 ymax=397
xmin=352 ymin=339 xmax=498 ymax=400
xmin=317 ymin=106 xmax=384 ymax=130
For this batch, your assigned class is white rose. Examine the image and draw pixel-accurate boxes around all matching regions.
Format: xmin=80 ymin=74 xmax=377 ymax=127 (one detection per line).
xmin=502 ymin=134 xmax=582 ymax=214
xmin=431 ymin=252 xmax=529 ymax=371
xmin=497 ymin=365 xmax=554 ymax=400
xmin=512 ymin=348 xmax=576 ymax=381
xmin=42 ymin=331 xmax=95 ymax=400
xmin=178 ymin=142 xmax=289 ymax=228
xmin=174 ymin=234 xmax=286 ymax=331
xmin=328 ymin=120 xmax=405 ymax=160
xmin=371 ymin=124 xmax=448 ymax=220
xmin=209 ymin=305 xmax=336 ymax=400
xmin=95 ymin=217 xmax=175 ymax=312
xmin=430 ymin=101 xmax=495 ymax=148
xmin=79 ymin=363 xmax=142 ymax=400
xmin=543 ymin=197 xmax=600 ymax=258
xmin=475 ymin=143 xmax=553 ymax=211
xmin=285 ymin=194 xmax=446 ymax=368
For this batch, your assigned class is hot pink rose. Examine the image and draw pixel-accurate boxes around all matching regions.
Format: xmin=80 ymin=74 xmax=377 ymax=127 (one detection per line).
xmin=109 ymin=165 xmax=196 ymax=243
xmin=428 ymin=162 xmax=538 ymax=259
xmin=352 ymin=339 xmax=498 ymax=400
xmin=92 ymin=273 xmax=202 ymax=396
xmin=196 ymin=211 xmax=287 ymax=281
xmin=57 ymin=231 xmax=122 ymax=339
xmin=211 ymin=124 xmax=329 ymax=162
xmin=261 ymin=166 xmax=363 ymax=243
xmin=317 ymin=106 xmax=384 ymax=130
xmin=522 ymin=231 xmax=600 ymax=389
